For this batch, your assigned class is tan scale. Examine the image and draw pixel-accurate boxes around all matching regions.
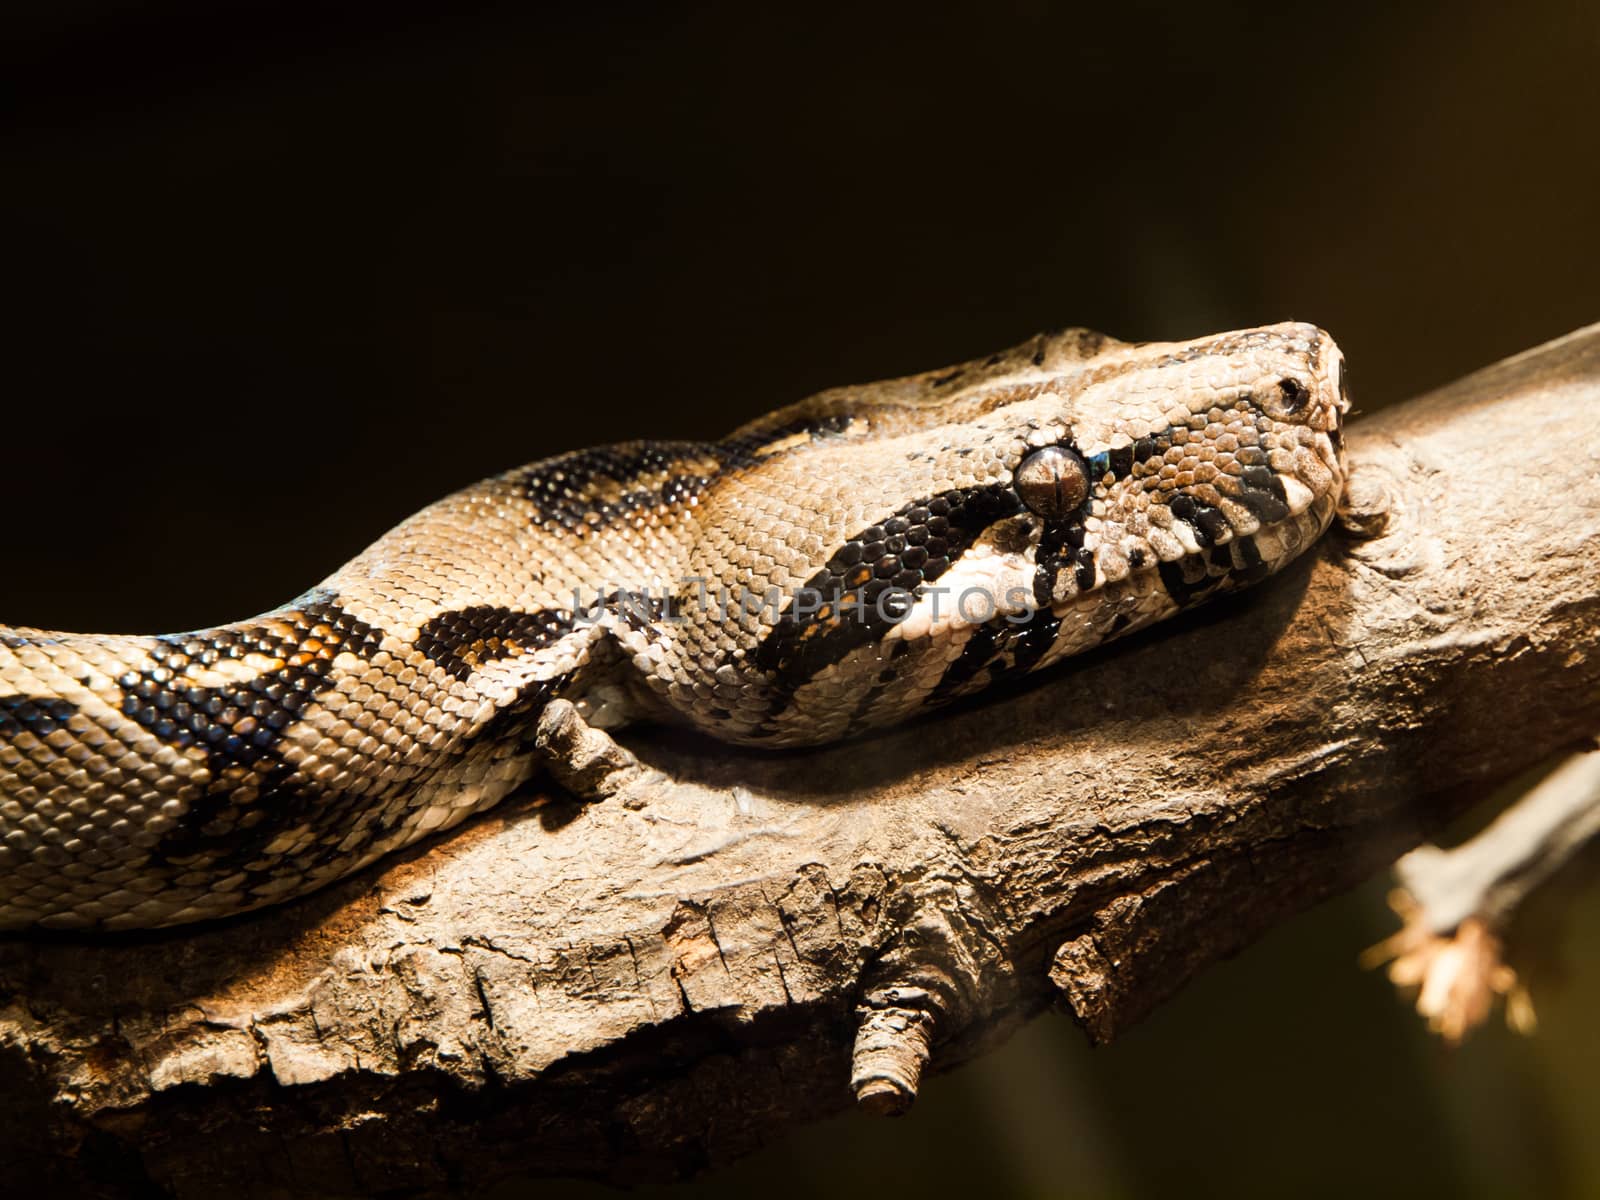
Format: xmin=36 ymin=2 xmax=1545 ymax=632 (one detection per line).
xmin=0 ymin=323 xmax=1347 ymax=929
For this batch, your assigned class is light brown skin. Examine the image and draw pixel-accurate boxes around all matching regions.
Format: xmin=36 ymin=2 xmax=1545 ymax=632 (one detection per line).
xmin=0 ymin=322 xmax=1347 ymax=930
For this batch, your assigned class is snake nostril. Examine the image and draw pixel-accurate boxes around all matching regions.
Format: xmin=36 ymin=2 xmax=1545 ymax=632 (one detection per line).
xmin=1278 ymin=377 xmax=1307 ymax=413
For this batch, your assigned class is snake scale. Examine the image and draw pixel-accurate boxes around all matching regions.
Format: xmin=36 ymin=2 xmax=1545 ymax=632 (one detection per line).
xmin=0 ymin=323 xmax=1348 ymax=930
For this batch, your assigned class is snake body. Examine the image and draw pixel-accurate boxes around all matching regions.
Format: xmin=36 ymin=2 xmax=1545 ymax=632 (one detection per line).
xmin=0 ymin=323 xmax=1348 ymax=930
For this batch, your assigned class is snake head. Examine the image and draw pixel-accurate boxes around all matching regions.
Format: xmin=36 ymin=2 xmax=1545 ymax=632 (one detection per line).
xmin=977 ymin=322 xmax=1350 ymax=670
xmin=735 ymin=321 xmax=1350 ymax=742
xmin=1020 ymin=320 xmax=1350 ymax=607
xmin=960 ymin=320 xmax=1350 ymax=662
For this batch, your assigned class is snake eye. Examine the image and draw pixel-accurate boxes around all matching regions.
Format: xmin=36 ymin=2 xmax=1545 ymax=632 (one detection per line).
xmin=1014 ymin=445 xmax=1089 ymax=520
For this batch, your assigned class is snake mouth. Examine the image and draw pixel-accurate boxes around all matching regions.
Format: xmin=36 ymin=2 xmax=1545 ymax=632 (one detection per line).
xmin=1324 ymin=342 xmax=1353 ymax=463
xmin=1016 ymin=463 xmax=1343 ymax=676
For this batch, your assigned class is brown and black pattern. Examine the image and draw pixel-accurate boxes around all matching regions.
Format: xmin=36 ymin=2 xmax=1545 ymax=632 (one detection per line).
xmin=928 ymin=605 xmax=1064 ymax=704
xmin=124 ymin=604 xmax=384 ymax=866
xmin=514 ymin=441 xmax=729 ymax=537
xmin=0 ymin=321 xmax=1348 ymax=929
xmin=416 ymin=605 xmax=576 ymax=681
xmin=753 ymin=482 xmax=1025 ymax=691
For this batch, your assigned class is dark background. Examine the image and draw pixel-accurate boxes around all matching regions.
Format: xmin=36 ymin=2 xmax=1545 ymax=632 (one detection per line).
xmin=2 ymin=2 xmax=1598 ymax=1197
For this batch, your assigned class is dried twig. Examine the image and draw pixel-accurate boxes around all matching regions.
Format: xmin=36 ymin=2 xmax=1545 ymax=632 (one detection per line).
xmin=1368 ymin=746 xmax=1600 ymax=1042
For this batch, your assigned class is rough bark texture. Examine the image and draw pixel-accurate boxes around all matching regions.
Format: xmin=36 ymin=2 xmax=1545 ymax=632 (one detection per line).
xmin=3 ymin=327 xmax=1599 ymax=1198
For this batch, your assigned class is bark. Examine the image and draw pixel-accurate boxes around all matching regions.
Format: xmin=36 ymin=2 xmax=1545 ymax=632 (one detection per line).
xmin=3 ymin=326 xmax=1599 ymax=1199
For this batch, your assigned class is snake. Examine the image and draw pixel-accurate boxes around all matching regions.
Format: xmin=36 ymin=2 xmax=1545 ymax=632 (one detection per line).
xmin=0 ymin=323 xmax=1348 ymax=930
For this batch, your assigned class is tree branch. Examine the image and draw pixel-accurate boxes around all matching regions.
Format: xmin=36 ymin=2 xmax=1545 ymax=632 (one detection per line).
xmin=1368 ymin=744 xmax=1600 ymax=1042
xmin=4 ymin=325 xmax=1599 ymax=1197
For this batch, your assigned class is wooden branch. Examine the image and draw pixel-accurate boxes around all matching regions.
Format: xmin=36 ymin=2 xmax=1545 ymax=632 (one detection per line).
xmin=1368 ymin=745 xmax=1600 ymax=1042
xmin=4 ymin=326 xmax=1600 ymax=1197
xmin=1399 ymin=748 xmax=1600 ymax=935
